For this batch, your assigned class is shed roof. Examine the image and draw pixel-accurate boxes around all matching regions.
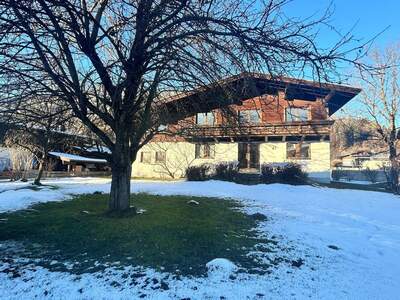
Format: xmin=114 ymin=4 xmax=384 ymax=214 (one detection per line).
xmin=49 ymin=152 xmax=108 ymax=164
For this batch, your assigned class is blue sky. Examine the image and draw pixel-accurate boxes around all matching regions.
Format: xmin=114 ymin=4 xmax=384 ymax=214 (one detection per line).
xmin=284 ymin=0 xmax=400 ymax=49
xmin=283 ymin=1 xmax=399 ymax=116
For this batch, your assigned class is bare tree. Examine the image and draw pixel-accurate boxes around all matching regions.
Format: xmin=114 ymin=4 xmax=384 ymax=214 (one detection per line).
xmin=147 ymin=140 xmax=196 ymax=179
xmin=3 ymin=97 xmax=76 ymax=185
xmin=0 ymin=0 xmax=369 ymax=211
xmin=330 ymin=117 xmax=379 ymax=164
xmin=358 ymin=45 xmax=400 ymax=192
xmin=8 ymin=147 xmax=34 ymax=181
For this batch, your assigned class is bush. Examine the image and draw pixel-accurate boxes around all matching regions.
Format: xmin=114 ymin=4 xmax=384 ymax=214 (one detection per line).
xmin=275 ymin=163 xmax=308 ymax=184
xmin=260 ymin=164 xmax=275 ymax=183
xmin=261 ymin=163 xmax=308 ymax=184
xmin=214 ymin=162 xmax=239 ymax=181
xmin=185 ymin=164 xmax=211 ymax=181
xmin=361 ymin=167 xmax=379 ymax=183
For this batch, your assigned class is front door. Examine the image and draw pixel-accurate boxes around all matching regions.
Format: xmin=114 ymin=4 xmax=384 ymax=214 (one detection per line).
xmin=238 ymin=143 xmax=260 ymax=170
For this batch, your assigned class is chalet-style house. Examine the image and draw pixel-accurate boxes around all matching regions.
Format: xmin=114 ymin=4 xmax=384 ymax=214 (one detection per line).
xmin=132 ymin=73 xmax=361 ymax=180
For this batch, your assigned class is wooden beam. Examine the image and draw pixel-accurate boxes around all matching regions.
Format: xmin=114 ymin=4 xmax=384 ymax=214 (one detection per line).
xmin=323 ymin=90 xmax=336 ymax=104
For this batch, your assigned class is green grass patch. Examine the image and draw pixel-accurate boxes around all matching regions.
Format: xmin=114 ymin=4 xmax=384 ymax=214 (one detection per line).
xmin=0 ymin=193 xmax=275 ymax=276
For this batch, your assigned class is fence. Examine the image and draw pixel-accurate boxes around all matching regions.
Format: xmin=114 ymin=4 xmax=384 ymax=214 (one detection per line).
xmin=331 ymin=167 xmax=387 ymax=183
xmin=0 ymin=170 xmax=111 ymax=180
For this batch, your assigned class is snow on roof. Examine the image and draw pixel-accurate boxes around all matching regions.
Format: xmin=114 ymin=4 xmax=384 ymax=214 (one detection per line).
xmin=340 ymin=150 xmax=389 ymax=160
xmin=369 ymin=151 xmax=389 ymax=160
xmin=74 ymin=146 xmax=111 ymax=154
xmin=48 ymin=152 xmax=108 ymax=164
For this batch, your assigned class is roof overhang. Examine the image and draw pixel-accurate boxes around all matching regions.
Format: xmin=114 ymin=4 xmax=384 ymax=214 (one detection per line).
xmin=163 ymin=73 xmax=361 ymax=123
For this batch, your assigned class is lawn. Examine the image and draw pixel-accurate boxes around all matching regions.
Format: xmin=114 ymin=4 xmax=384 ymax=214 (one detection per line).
xmin=1 ymin=178 xmax=399 ymax=299
xmin=0 ymin=193 xmax=274 ymax=276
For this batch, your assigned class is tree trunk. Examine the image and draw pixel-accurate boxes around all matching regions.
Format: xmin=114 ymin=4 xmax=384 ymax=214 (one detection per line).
xmin=34 ymin=152 xmax=48 ymax=186
xmin=388 ymin=142 xmax=399 ymax=193
xmin=109 ymin=144 xmax=133 ymax=212
xmin=33 ymin=160 xmax=44 ymax=185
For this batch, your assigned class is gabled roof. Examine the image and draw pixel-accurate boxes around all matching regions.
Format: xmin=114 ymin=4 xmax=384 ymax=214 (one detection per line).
xmin=163 ymin=72 xmax=361 ymax=122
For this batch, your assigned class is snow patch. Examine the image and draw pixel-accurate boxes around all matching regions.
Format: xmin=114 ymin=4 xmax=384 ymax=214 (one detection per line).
xmin=206 ymin=258 xmax=237 ymax=281
xmin=187 ymin=199 xmax=199 ymax=205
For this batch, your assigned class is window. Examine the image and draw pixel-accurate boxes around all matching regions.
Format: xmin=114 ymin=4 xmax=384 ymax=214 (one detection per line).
xmin=195 ymin=143 xmax=215 ymax=159
xmin=285 ymin=107 xmax=309 ymax=122
xmin=196 ymin=112 xmax=215 ymax=125
xmin=140 ymin=152 xmax=152 ymax=164
xmin=287 ymin=142 xmax=310 ymax=159
xmin=155 ymin=151 xmax=166 ymax=163
xmin=238 ymin=110 xmax=260 ymax=124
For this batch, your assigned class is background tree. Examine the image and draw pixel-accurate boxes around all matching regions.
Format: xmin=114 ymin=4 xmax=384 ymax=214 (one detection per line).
xmin=330 ymin=117 xmax=377 ymax=155
xmin=147 ymin=139 xmax=197 ymax=179
xmin=3 ymin=97 xmax=75 ymax=185
xmin=7 ymin=147 xmax=34 ymax=181
xmin=358 ymin=45 xmax=400 ymax=192
xmin=0 ymin=0 xmax=369 ymax=211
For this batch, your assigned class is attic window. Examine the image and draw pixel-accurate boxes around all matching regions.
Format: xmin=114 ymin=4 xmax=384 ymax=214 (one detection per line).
xmin=238 ymin=110 xmax=260 ymax=124
xmin=196 ymin=112 xmax=215 ymax=125
xmin=285 ymin=107 xmax=309 ymax=122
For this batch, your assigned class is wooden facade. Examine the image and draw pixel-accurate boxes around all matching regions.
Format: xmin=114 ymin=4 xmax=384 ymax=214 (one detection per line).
xmin=164 ymin=92 xmax=335 ymax=143
xmin=157 ymin=74 xmax=361 ymax=143
xmin=162 ymin=73 xmax=361 ymax=124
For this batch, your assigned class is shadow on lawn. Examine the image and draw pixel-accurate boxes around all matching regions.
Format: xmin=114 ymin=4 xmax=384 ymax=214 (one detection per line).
xmin=0 ymin=193 xmax=281 ymax=276
xmin=0 ymin=184 xmax=60 ymax=194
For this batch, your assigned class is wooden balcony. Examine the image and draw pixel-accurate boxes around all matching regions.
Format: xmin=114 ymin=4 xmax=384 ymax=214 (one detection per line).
xmin=180 ymin=120 xmax=333 ymax=139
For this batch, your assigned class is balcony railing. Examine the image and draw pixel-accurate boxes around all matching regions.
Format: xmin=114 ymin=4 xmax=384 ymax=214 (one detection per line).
xmin=180 ymin=120 xmax=333 ymax=138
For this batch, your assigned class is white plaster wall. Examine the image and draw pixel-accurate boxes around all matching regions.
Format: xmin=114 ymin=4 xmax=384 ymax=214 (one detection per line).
xmin=132 ymin=142 xmax=238 ymax=179
xmin=132 ymin=141 xmax=331 ymax=179
xmin=362 ymin=159 xmax=389 ymax=170
xmin=260 ymin=141 xmax=331 ymax=173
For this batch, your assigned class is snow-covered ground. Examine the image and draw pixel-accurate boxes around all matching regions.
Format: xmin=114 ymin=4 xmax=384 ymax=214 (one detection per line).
xmin=0 ymin=178 xmax=399 ymax=299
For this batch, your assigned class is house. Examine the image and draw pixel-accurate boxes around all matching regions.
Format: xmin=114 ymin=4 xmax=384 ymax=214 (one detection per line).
xmin=340 ymin=150 xmax=389 ymax=169
xmin=0 ymin=147 xmax=11 ymax=172
xmin=133 ymin=73 xmax=360 ymax=180
xmin=0 ymin=120 xmax=111 ymax=178
xmin=48 ymin=152 xmax=110 ymax=172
